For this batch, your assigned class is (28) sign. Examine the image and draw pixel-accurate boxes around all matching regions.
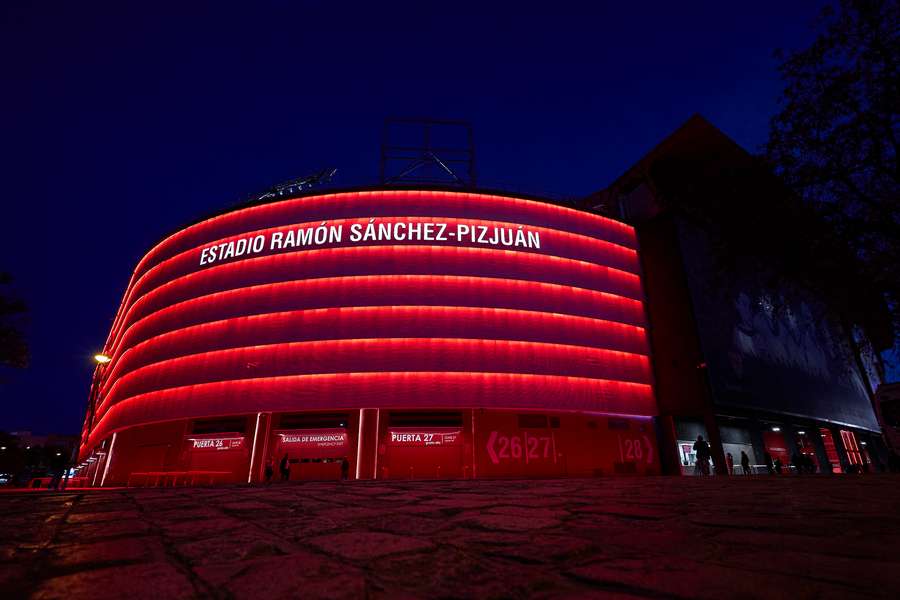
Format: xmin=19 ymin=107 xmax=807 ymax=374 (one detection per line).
xmin=617 ymin=434 xmax=654 ymax=465
xmin=485 ymin=430 xmax=557 ymax=465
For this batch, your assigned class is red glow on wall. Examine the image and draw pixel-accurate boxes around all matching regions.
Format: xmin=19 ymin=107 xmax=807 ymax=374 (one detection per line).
xmin=96 ymin=337 xmax=650 ymax=417
xmin=85 ymin=371 xmax=654 ymax=449
xmin=82 ymin=189 xmax=656 ymax=462
xmin=98 ymin=306 xmax=649 ymax=395
xmin=102 ymin=191 xmax=637 ymax=352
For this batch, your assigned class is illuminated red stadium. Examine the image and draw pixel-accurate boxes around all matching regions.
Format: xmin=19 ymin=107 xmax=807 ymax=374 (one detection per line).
xmin=78 ymin=188 xmax=659 ymax=485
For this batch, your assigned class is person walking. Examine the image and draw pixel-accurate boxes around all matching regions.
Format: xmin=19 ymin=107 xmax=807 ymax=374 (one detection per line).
xmin=693 ymin=435 xmax=711 ymax=476
xmin=340 ymin=457 xmax=350 ymax=481
xmin=764 ymin=451 xmax=775 ymax=475
xmin=47 ymin=450 xmax=67 ymax=490
xmin=791 ymin=452 xmax=802 ymax=475
xmin=264 ymin=457 xmax=274 ymax=483
xmin=279 ymin=453 xmax=290 ymax=482
xmin=740 ymin=450 xmax=751 ymax=475
xmin=725 ymin=452 xmax=734 ymax=476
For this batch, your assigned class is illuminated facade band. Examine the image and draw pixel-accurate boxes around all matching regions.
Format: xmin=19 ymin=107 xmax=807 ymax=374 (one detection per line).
xmin=80 ymin=189 xmax=659 ymax=483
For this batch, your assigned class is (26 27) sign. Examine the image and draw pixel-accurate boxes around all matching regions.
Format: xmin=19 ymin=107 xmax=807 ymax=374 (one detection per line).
xmin=485 ymin=430 xmax=557 ymax=465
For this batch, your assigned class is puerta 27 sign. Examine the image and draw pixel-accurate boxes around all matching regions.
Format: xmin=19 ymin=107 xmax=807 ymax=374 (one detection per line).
xmin=389 ymin=430 xmax=462 ymax=447
xmin=199 ymin=219 xmax=543 ymax=266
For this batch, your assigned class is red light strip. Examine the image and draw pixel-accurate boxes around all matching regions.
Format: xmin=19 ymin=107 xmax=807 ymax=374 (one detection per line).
xmin=132 ymin=190 xmax=636 ymax=287
xmin=104 ymin=217 xmax=640 ymax=351
xmin=100 ymin=189 xmax=636 ymax=354
xmin=128 ymin=238 xmax=641 ymax=331
xmin=87 ymin=370 xmax=655 ymax=448
xmin=114 ymin=244 xmax=643 ymax=349
xmin=95 ymin=337 xmax=652 ymax=416
xmin=101 ymin=275 xmax=647 ymax=373
xmin=98 ymin=305 xmax=650 ymax=392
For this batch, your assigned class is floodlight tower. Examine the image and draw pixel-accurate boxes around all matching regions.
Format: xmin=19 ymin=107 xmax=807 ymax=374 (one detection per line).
xmin=380 ymin=119 xmax=475 ymax=187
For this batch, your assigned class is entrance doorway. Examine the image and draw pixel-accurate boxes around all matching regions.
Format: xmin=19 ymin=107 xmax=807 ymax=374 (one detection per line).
xmin=380 ymin=412 xmax=465 ymax=479
xmin=819 ymin=428 xmax=842 ymax=473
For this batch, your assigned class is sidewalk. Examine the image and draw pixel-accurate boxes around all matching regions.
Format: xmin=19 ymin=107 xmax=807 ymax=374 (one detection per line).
xmin=3 ymin=475 xmax=900 ymax=599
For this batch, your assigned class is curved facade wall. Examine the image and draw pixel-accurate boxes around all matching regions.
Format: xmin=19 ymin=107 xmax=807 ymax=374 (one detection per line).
xmin=82 ymin=189 xmax=655 ymax=466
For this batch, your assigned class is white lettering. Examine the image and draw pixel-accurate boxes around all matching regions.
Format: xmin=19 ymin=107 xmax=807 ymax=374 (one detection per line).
xmin=252 ymin=235 xmax=265 ymax=252
xmin=514 ymin=228 xmax=527 ymax=247
xmin=196 ymin=219 xmax=544 ymax=268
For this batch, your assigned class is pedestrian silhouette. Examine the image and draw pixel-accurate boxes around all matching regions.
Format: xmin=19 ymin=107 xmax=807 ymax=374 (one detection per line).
xmin=740 ymin=450 xmax=751 ymax=475
xmin=693 ymin=435 xmax=711 ymax=476
xmin=279 ymin=453 xmax=290 ymax=481
xmin=791 ymin=452 xmax=802 ymax=475
xmin=764 ymin=451 xmax=775 ymax=475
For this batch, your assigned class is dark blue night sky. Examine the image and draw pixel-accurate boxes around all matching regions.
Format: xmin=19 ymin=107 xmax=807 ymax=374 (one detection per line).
xmin=2 ymin=1 xmax=842 ymax=433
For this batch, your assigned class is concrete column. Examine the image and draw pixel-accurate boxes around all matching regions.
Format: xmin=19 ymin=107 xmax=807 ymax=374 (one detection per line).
xmin=355 ymin=408 xmax=380 ymax=479
xmin=655 ymin=415 xmax=681 ymax=476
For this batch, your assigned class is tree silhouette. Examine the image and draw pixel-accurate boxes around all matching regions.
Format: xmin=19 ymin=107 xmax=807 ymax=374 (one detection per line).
xmin=0 ymin=272 xmax=28 ymax=369
xmin=766 ymin=0 xmax=899 ymax=361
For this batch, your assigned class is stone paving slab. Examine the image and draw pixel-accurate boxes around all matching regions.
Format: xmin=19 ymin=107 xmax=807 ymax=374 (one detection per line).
xmin=2 ymin=476 xmax=900 ymax=599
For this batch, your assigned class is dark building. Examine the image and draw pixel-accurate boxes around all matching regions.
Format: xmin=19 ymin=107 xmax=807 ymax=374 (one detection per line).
xmin=587 ymin=116 xmax=889 ymax=475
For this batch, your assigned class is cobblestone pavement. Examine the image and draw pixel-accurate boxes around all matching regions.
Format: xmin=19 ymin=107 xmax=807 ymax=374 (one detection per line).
xmin=2 ymin=475 xmax=900 ymax=599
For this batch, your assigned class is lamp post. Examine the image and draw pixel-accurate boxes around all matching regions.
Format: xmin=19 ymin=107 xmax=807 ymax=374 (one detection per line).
xmin=87 ymin=353 xmax=111 ymax=435
xmin=78 ymin=352 xmax=112 ymax=486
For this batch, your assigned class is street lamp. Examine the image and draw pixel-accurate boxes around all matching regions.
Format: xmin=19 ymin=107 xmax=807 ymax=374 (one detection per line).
xmin=86 ymin=353 xmax=112 ymax=437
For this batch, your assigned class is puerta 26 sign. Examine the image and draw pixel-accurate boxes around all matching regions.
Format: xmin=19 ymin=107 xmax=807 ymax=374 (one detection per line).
xmin=199 ymin=218 xmax=543 ymax=266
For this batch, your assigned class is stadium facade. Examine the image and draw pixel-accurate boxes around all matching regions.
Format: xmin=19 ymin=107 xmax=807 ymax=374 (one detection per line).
xmin=78 ymin=189 xmax=659 ymax=485
xmin=76 ymin=117 xmax=889 ymax=485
